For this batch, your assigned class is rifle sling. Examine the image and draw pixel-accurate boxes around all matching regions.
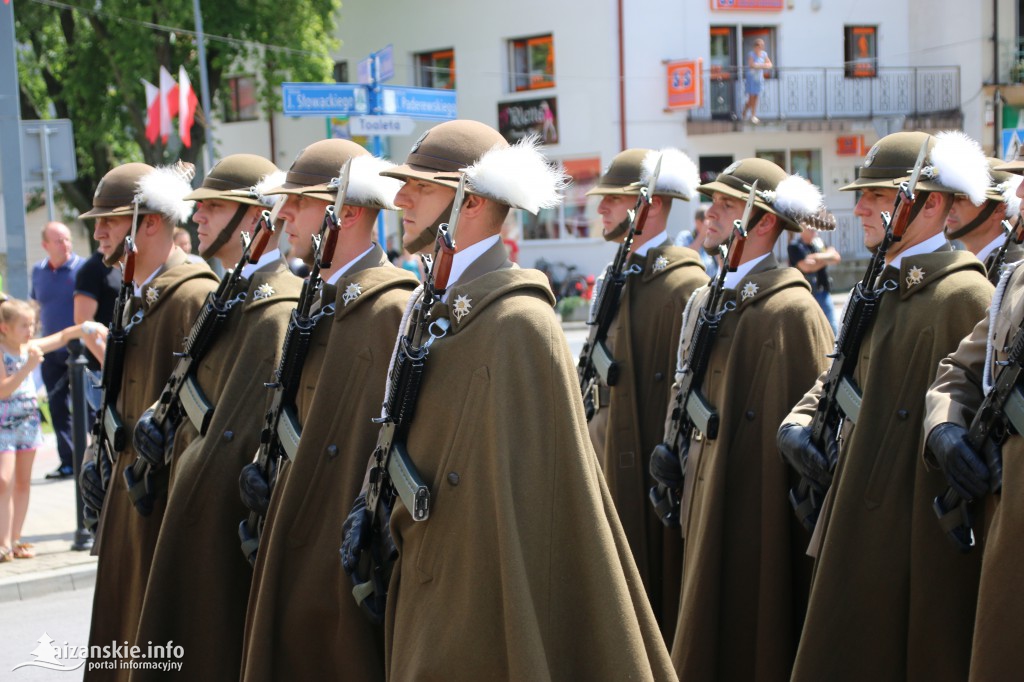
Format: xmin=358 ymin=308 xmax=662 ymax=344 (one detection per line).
xmin=835 ymin=376 xmax=863 ymax=425
xmin=180 ymin=374 xmax=215 ymax=437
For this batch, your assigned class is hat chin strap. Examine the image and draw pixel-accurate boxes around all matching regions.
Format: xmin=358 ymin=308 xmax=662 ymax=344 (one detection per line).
xmin=199 ymin=203 xmax=250 ymax=260
xmin=404 ymin=198 xmax=456 ymax=255
xmin=602 ymin=216 xmax=631 ymax=242
xmin=944 ymin=201 xmax=999 ymax=241
xmin=103 ymin=241 xmax=125 ymax=268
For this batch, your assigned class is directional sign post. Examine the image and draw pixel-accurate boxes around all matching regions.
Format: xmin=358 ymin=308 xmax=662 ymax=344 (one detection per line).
xmin=281 ymin=44 xmax=458 ymax=247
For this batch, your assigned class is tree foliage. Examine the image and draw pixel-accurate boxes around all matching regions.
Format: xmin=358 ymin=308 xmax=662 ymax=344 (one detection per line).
xmin=15 ymin=0 xmax=340 ymax=214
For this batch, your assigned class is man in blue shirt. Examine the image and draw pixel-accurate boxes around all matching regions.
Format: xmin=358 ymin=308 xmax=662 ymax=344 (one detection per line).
xmin=30 ymin=221 xmax=83 ymax=478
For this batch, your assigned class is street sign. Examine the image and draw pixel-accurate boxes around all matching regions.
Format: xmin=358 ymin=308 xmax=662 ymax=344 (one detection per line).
xmin=281 ymin=83 xmax=369 ymax=117
xmin=349 ymin=115 xmax=416 ymax=136
xmin=380 ymin=85 xmax=457 ymax=120
xmin=20 ymin=119 xmax=77 ymax=186
xmin=377 ymin=44 xmax=395 ymax=82
xmin=357 ymin=58 xmax=372 ymax=85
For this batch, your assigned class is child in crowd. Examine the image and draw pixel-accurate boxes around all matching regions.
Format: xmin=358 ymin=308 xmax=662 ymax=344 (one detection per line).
xmin=0 ymin=296 xmax=100 ymax=561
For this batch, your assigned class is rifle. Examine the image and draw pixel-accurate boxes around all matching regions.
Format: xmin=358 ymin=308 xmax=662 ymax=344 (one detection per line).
xmin=648 ymin=182 xmax=757 ymax=527
xmin=577 ymin=155 xmax=663 ymax=420
xmin=237 ymin=160 xmax=349 ymax=565
xmin=84 ymin=229 xmax=137 ymax=531
xmin=124 ymin=203 xmax=280 ymax=516
xmin=932 ymin=274 xmax=1024 ymax=552
xmin=986 ymin=219 xmax=1023 ymax=286
xmin=788 ymin=139 xmax=928 ymax=531
xmin=350 ymin=175 xmax=466 ymax=622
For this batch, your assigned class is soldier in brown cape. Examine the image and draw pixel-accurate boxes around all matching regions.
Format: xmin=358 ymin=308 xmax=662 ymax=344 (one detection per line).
xmin=341 ymin=120 xmax=676 ymax=680
xmin=127 ymin=154 xmax=301 ymax=681
xmin=655 ymin=158 xmax=833 ymax=682
xmin=944 ymin=156 xmax=1024 ymax=282
xmin=779 ymin=130 xmax=994 ymax=681
xmin=923 ymin=153 xmax=1024 ymax=681
xmin=239 ymin=139 xmax=415 ymax=682
xmin=584 ymin=147 xmax=708 ymax=639
xmin=78 ymin=163 xmax=219 ymax=681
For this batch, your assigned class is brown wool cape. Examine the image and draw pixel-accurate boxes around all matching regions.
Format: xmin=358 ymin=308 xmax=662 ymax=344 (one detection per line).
xmin=787 ymin=250 xmax=992 ymax=681
xmin=129 ymin=258 xmax=301 ymax=682
xmin=384 ymin=247 xmax=676 ymax=681
xmin=240 ymin=246 xmax=416 ymax=682
xmin=925 ymin=261 xmax=1024 ymax=682
xmin=670 ymin=255 xmax=833 ymax=682
xmin=588 ymin=243 xmax=708 ymax=640
xmin=86 ymin=248 xmax=218 ymax=681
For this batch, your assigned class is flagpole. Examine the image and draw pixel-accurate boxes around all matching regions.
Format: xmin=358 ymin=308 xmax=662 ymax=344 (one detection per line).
xmin=192 ymin=0 xmax=215 ymax=174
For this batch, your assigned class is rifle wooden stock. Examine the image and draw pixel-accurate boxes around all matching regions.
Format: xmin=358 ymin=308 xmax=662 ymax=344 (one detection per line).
xmin=431 ymin=228 xmax=456 ymax=294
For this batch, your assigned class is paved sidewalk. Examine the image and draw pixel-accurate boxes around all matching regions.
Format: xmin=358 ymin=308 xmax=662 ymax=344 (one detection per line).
xmin=0 ymin=434 xmax=97 ymax=602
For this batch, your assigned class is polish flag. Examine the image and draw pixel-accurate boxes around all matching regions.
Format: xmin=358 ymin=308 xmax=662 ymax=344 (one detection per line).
xmin=178 ymin=66 xmax=200 ymax=148
xmin=141 ymin=79 xmax=161 ymax=144
xmin=159 ymin=65 xmax=179 ymax=144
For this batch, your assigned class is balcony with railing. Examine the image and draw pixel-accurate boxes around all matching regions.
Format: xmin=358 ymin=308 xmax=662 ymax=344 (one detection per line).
xmin=689 ymin=66 xmax=961 ymax=132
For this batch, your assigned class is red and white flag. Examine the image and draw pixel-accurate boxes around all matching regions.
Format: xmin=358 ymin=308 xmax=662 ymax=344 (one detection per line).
xmin=141 ymin=78 xmax=161 ymax=144
xmin=178 ymin=66 xmax=200 ymax=148
xmin=159 ymin=65 xmax=179 ymax=144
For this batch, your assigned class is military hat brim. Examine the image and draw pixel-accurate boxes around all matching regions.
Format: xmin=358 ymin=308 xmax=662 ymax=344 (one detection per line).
xmin=585 ymin=182 xmax=690 ymax=201
xmin=697 ymin=177 xmax=801 ymax=231
xmin=297 ymin=183 xmax=393 ymax=209
xmin=994 ymin=159 xmax=1024 ymax=175
xmin=838 ymin=175 xmax=961 ymax=194
xmin=182 ymin=186 xmax=264 ymax=206
xmin=381 ymin=164 xmax=515 ymax=206
xmin=79 ymin=204 xmax=160 ymax=220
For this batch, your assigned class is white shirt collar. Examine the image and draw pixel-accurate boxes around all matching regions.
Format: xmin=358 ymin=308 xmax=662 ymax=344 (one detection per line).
xmin=633 ymin=231 xmax=668 ymax=259
xmin=723 ymin=252 xmax=769 ymax=289
xmin=133 ymin=269 xmax=159 ymax=298
xmin=325 ymin=244 xmax=376 ymax=286
xmin=976 ymin=235 xmax=1005 ymax=264
xmin=888 ymin=232 xmax=948 ymax=270
xmin=443 ymin=235 xmax=500 ymax=300
xmin=240 ymin=248 xmax=281 ymax=280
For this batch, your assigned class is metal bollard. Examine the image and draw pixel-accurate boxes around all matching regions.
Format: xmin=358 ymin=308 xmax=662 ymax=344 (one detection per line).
xmin=67 ymin=342 xmax=93 ymax=551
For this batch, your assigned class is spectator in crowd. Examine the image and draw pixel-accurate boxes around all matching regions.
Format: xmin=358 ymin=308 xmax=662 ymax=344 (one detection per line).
xmin=742 ymin=38 xmax=772 ymax=124
xmin=0 ymin=297 xmax=97 ymax=561
xmin=30 ymin=221 xmax=82 ymax=480
xmin=74 ymin=247 xmax=121 ymax=375
xmin=675 ymin=208 xmax=719 ymax=278
xmin=173 ymin=226 xmax=193 ymax=254
xmin=788 ymin=214 xmax=841 ymax=334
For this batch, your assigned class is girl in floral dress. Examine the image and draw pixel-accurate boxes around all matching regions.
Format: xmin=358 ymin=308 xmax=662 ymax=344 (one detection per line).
xmin=0 ymin=297 xmax=96 ymax=561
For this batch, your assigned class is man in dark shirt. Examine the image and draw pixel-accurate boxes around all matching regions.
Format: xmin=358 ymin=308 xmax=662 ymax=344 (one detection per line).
xmin=74 ymin=249 xmax=121 ymax=386
xmin=31 ymin=221 xmax=83 ymax=478
xmin=788 ymin=221 xmax=841 ymax=334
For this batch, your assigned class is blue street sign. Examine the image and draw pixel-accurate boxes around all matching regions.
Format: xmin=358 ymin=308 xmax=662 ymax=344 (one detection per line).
xmin=281 ymin=83 xmax=369 ymax=117
xmin=377 ymin=44 xmax=395 ymax=82
xmin=380 ymin=85 xmax=457 ymax=120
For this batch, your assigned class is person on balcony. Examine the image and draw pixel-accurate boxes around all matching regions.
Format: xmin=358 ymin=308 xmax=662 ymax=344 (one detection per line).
xmin=742 ymin=39 xmax=772 ymax=124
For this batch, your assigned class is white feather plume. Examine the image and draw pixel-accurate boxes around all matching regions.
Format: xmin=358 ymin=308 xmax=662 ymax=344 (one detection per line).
xmin=253 ymin=170 xmax=287 ymax=207
xmin=1000 ymin=174 xmax=1022 ymax=218
xmin=641 ymin=148 xmax=700 ymax=200
xmin=931 ymin=131 xmax=990 ymax=205
xmin=463 ymin=134 xmax=569 ymax=214
xmin=136 ymin=163 xmax=195 ymax=224
xmin=343 ymin=155 xmax=402 ymax=210
xmin=771 ymin=174 xmax=824 ymax=220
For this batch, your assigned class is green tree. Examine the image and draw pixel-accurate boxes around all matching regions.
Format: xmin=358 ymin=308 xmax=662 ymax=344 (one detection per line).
xmin=15 ymin=0 xmax=340 ymax=214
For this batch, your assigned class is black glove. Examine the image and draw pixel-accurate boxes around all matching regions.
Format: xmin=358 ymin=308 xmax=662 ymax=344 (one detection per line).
xmin=777 ymin=422 xmax=834 ymax=494
xmin=239 ymin=463 xmax=271 ymax=516
xmin=132 ymin=408 xmax=173 ymax=468
xmin=927 ymin=423 xmax=992 ymax=501
xmin=649 ymin=443 xmax=685 ymax=490
xmin=80 ymin=456 xmax=108 ymax=517
xmin=340 ymin=492 xmax=372 ymax=579
xmin=340 ymin=491 xmax=397 ymax=625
